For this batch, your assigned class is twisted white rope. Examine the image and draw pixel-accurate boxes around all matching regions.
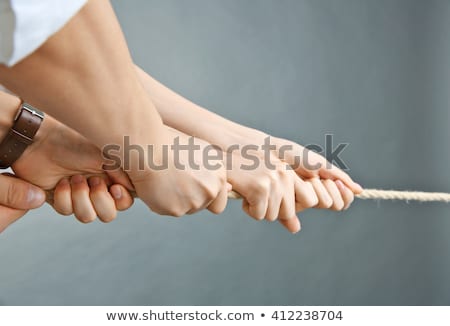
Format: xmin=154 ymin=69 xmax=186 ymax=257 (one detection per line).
xmin=354 ymin=189 xmax=450 ymax=202
xmin=228 ymin=189 xmax=450 ymax=202
xmin=46 ymin=188 xmax=450 ymax=204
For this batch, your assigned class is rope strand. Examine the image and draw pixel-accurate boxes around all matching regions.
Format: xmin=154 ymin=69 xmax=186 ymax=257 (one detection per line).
xmin=228 ymin=189 xmax=450 ymax=202
xmin=354 ymin=189 xmax=450 ymax=202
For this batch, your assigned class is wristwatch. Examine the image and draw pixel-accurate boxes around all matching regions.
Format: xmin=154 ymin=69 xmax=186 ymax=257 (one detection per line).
xmin=0 ymin=102 xmax=44 ymax=169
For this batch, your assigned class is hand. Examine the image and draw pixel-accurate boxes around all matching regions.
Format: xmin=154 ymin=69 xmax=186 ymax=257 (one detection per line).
xmin=0 ymin=173 xmax=46 ymax=233
xmin=11 ymin=115 xmax=134 ymax=223
xmin=215 ymin=128 xmax=361 ymax=232
xmin=135 ymin=66 xmax=361 ymax=229
xmin=124 ymin=126 xmax=230 ymax=217
xmin=226 ymin=127 xmax=362 ymax=199
xmin=224 ymin=150 xmax=317 ymax=233
xmin=270 ymin=135 xmax=362 ymax=210
xmin=50 ymin=175 xmax=133 ymax=223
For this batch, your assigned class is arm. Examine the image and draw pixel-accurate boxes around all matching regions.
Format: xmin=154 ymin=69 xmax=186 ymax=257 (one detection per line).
xmin=135 ymin=65 xmax=362 ymax=194
xmin=135 ymin=65 xmax=248 ymax=150
xmin=136 ymin=65 xmax=361 ymax=228
xmin=0 ymin=89 xmax=133 ymax=224
xmin=0 ymin=0 xmax=165 ymax=150
xmin=0 ymin=0 xmax=228 ymax=217
xmin=0 ymin=92 xmax=46 ymax=233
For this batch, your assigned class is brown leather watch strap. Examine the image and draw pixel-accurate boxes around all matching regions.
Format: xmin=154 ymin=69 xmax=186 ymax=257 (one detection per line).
xmin=0 ymin=102 xmax=44 ymax=169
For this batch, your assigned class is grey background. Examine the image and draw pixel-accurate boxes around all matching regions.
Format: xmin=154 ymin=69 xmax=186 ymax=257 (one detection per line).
xmin=0 ymin=0 xmax=449 ymax=305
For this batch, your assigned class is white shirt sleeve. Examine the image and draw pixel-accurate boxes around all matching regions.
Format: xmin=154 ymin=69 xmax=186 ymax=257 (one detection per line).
xmin=0 ymin=0 xmax=87 ymax=66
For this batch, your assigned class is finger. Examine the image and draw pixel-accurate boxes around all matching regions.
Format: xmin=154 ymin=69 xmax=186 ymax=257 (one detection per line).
xmin=0 ymin=206 xmax=27 ymax=233
xmin=110 ymin=184 xmax=134 ymax=211
xmin=71 ymin=175 xmax=97 ymax=223
xmin=309 ymin=177 xmax=333 ymax=209
xmin=242 ymin=198 xmax=268 ymax=221
xmin=88 ymin=177 xmax=117 ymax=223
xmin=207 ymin=184 xmax=229 ymax=214
xmin=335 ymin=179 xmax=354 ymax=210
xmin=322 ymin=179 xmax=344 ymax=211
xmin=278 ymin=216 xmax=301 ymax=234
xmin=294 ymin=179 xmax=319 ymax=211
xmin=0 ymin=173 xmax=45 ymax=210
xmin=319 ymin=166 xmax=363 ymax=194
xmin=53 ymin=178 xmax=73 ymax=215
xmin=265 ymin=184 xmax=283 ymax=222
xmin=241 ymin=180 xmax=270 ymax=220
xmin=278 ymin=178 xmax=296 ymax=222
xmin=105 ymin=168 xmax=135 ymax=191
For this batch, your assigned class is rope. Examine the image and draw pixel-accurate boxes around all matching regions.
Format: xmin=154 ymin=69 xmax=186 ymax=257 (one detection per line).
xmin=354 ymin=189 xmax=450 ymax=202
xmin=45 ymin=188 xmax=450 ymax=204
xmin=228 ymin=189 xmax=450 ymax=202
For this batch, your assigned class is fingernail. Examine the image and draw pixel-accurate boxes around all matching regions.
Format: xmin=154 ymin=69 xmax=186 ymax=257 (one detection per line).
xmin=59 ymin=178 xmax=70 ymax=187
xmin=111 ymin=186 xmax=122 ymax=200
xmin=71 ymin=175 xmax=84 ymax=185
xmin=28 ymin=188 xmax=45 ymax=205
xmin=88 ymin=177 xmax=101 ymax=187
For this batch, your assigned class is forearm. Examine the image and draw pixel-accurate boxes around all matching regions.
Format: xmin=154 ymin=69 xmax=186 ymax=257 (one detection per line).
xmin=135 ymin=65 xmax=265 ymax=149
xmin=0 ymin=0 xmax=167 ymax=151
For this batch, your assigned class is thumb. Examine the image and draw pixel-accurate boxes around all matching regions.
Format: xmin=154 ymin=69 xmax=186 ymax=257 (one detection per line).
xmin=0 ymin=173 xmax=46 ymax=210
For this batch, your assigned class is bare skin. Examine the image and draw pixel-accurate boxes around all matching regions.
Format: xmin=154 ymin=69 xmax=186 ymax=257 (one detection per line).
xmin=0 ymin=0 xmax=229 ymax=217
xmin=135 ymin=66 xmax=363 ymax=233
xmin=0 ymin=0 xmax=362 ymax=234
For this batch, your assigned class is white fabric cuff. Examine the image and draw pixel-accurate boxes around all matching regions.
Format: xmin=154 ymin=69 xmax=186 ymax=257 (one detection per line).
xmin=0 ymin=0 xmax=87 ymax=66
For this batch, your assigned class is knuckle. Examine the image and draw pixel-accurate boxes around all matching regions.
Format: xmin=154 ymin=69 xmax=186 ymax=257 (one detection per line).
xmin=192 ymin=201 xmax=206 ymax=212
xmin=276 ymin=165 xmax=288 ymax=178
xmin=55 ymin=205 xmax=72 ymax=216
xmin=253 ymin=213 xmax=265 ymax=221
xmin=333 ymin=201 xmax=345 ymax=211
xmin=149 ymin=201 xmax=187 ymax=218
xmin=208 ymin=204 xmax=225 ymax=215
xmin=266 ymin=214 xmax=278 ymax=222
xmin=100 ymin=212 xmax=117 ymax=223
xmin=203 ymin=186 xmax=218 ymax=201
xmin=342 ymin=199 xmax=353 ymax=210
xmin=305 ymin=194 xmax=319 ymax=208
xmin=249 ymin=208 xmax=265 ymax=220
xmin=322 ymin=198 xmax=333 ymax=209
xmin=254 ymin=179 xmax=270 ymax=196
xmin=170 ymin=209 xmax=185 ymax=218
xmin=7 ymin=181 xmax=27 ymax=207
xmin=77 ymin=214 xmax=96 ymax=224
xmin=150 ymin=207 xmax=165 ymax=216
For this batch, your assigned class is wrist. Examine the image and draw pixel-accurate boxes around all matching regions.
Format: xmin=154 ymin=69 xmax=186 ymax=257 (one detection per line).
xmin=10 ymin=113 xmax=57 ymax=171
xmin=111 ymin=121 xmax=172 ymax=175
xmin=207 ymin=122 xmax=269 ymax=151
xmin=0 ymin=92 xmax=21 ymax=139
